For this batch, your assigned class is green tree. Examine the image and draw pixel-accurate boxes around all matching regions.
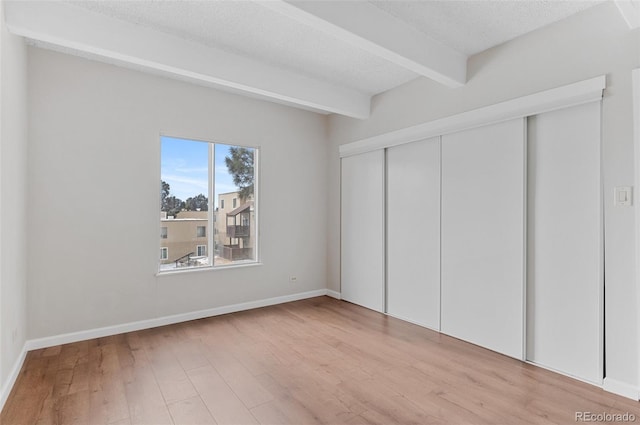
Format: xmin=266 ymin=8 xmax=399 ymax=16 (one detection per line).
xmin=185 ymin=194 xmax=208 ymax=211
xmin=161 ymin=181 xmax=185 ymax=216
xmin=165 ymin=196 xmax=185 ymax=217
xmin=161 ymin=180 xmax=171 ymax=211
xmin=225 ymin=147 xmax=254 ymax=201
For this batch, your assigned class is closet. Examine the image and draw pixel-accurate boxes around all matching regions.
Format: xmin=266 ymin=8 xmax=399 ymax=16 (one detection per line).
xmin=340 ymin=149 xmax=385 ymax=313
xmin=526 ymin=101 xmax=603 ymax=384
xmin=339 ymin=76 xmax=605 ymax=384
xmin=440 ymin=119 xmax=525 ymax=359
xmin=386 ymin=137 xmax=441 ymax=330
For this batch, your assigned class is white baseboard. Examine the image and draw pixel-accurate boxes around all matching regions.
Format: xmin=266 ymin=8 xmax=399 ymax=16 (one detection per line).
xmin=326 ymin=290 xmax=341 ymax=300
xmin=0 ymin=343 xmax=28 ymax=412
xmin=603 ymin=377 xmax=640 ymax=400
xmin=26 ymin=289 xmax=329 ymax=351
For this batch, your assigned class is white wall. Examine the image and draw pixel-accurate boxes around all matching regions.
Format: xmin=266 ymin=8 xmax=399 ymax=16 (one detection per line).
xmin=0 ymin=0 xmax=28 ymax=401
xmin=328 ymin=2 xmax=640 ymax=391
xmin=27 ymin=47 xmax=329 ymax=339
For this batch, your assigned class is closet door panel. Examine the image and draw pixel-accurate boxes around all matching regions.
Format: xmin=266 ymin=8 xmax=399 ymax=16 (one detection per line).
xmin=441 ymin=119 xmax=526 ymax=359
xmin=341 ymin=150 xmax=385 ymax=312
xmin=526 ymin=101 xmax=603 ymax=384
xmin=387 ymin=137 xmax=441 ymax=330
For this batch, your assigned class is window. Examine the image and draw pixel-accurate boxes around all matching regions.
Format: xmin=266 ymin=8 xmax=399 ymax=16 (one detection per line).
xmin=160 ymin=136 xmax=258 ymax=272
xmin=160 ymin=247 xmax=168 ymax=260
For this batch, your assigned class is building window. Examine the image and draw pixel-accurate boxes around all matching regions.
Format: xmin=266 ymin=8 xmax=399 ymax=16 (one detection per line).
xmin=160 ymin=247 xmax=168 ymax=260
xmin=160 ymin=136 xmax=258 ymax=272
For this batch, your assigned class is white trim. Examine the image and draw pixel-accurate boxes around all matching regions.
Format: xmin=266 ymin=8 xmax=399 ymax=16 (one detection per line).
xmin=4 ymin=1 xmax=370 ymax=119
xmin=0 ymin=344 xmax=27 ymax=412
xmin=261 ymin=1 xmax=466 ymax=88
xmin=156 ymin=261 xmax=263 ymax=277
xmin=603 ymin=377 xmax=640 ymax=401
xmin=633 ymin=68 xmax=640 ymax=393
xmin=339 ymin=76 xmax=606 ymax=158
xmin=160 ymin=246 xmax=168 ymax=260
xmin=326 ymin=290 xmax=341 ymax=300
xmin=25 ymin=289 xmax=328 ymax=351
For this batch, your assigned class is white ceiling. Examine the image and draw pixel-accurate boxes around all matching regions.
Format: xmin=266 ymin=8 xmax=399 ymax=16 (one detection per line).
xmin=68 ymin=0 xmax=419 ymax=95
xmin=370 ymin=1 xmax=602 ymax=56
xmin=5 ymin=0 xmax=613 ymax=118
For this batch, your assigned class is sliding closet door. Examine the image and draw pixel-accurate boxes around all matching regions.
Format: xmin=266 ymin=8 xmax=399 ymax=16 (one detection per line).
xmin=341 ymin=150 xmax=385 ymax=312
xmin=526 ymin=101 xmax=603 ymax=384
xmin=387 ymin=137 xmax=441 ymax=330
xmin=441 ymin=119 xmax=526 ymax=359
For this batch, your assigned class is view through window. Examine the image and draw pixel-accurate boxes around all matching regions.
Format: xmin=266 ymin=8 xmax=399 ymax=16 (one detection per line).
xmin=160 ymin=136 xmax=257 ymax=272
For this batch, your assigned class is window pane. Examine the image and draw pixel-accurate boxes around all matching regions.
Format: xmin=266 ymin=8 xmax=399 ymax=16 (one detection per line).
xmin=160 ymin=136 xmax=210 ymax=271
xmin=159 ymin=136 xmax=258 ymax=273
xmin=214 ymin=144 xmax=256 ymax=266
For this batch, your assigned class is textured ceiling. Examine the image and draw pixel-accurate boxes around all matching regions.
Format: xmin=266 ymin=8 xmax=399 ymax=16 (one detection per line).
xmin=54 ymin=0 xmax=606 ymax=114
xmin=369 ymin=0 xmax=603 ymax=56
xmin=68 ymin=1 xmax=418 ymax=95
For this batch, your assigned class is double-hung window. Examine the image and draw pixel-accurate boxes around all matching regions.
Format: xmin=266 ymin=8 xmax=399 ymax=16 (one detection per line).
xmin=159 ymin=136 xmax=258 ymax=272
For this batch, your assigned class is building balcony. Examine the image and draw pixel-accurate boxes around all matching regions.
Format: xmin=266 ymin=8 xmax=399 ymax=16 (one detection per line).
xmin=227 ymin=225 xmax=250 ymax=238
xmin=221 ymin=245 xmax=253 ymax=261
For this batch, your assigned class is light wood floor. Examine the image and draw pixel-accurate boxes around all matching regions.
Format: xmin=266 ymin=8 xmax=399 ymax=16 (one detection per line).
xmin=2 ymin=296 xmax=639 ymax=425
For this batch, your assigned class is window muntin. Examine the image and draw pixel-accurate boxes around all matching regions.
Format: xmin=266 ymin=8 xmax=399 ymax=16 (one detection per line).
xmin=160 ymin=136 xmax=258 ymax=272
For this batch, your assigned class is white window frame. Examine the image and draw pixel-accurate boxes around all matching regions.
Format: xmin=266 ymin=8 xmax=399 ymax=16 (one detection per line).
xmin=160 ymin=247 xmax=168 ymax=260
xmin=158 ymin=135 xmax=260 ymax=274
xmin=197 ymin=244 xmax=206 ymax=257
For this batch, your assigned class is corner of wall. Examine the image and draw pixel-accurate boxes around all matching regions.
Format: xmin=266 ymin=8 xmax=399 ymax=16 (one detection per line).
xmin=0 ymin=1 xmax=29 ymax=411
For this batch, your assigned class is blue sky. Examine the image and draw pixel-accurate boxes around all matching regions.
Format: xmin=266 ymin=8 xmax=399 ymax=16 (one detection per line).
xmin=161 ymin=136 xmax=241 ymax=209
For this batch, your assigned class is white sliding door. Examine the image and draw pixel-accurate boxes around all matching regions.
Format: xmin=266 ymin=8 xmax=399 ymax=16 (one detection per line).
xmin=387 ymin=137 xmax=441 ymax=329
xmin=526 ymin=101 xmax=603 ymax=384
xmin=341 ymin=150 xmax=385 ymax=312
xmin=441 ymin=119 xmax=526 ymax=359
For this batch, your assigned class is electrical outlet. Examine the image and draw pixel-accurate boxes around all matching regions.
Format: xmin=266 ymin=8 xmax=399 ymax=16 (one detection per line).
xmin=289 ymin=276 xmax=298 ymax=283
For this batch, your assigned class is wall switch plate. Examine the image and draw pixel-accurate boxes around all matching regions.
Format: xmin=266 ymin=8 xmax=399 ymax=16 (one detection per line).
xmin=614 ymin=186 xmax=632 ymax=206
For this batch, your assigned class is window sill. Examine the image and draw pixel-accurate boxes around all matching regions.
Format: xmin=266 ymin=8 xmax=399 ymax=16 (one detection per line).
xmin=156 ymin=261 xmax=263 ymax=277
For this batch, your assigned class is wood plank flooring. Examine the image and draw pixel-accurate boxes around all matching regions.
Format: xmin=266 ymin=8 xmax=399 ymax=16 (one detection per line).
xmin=2 ymin=296 xmax=639 ymax=424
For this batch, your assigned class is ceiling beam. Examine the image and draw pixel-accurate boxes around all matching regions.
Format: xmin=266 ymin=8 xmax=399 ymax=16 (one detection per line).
xmin=615 ymin=0 xmax=640 ymax=29
xmin=4 ymin=1 xmax=371 ymax=119
xmin=261 ymin=0 xmax=467 ymax=88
